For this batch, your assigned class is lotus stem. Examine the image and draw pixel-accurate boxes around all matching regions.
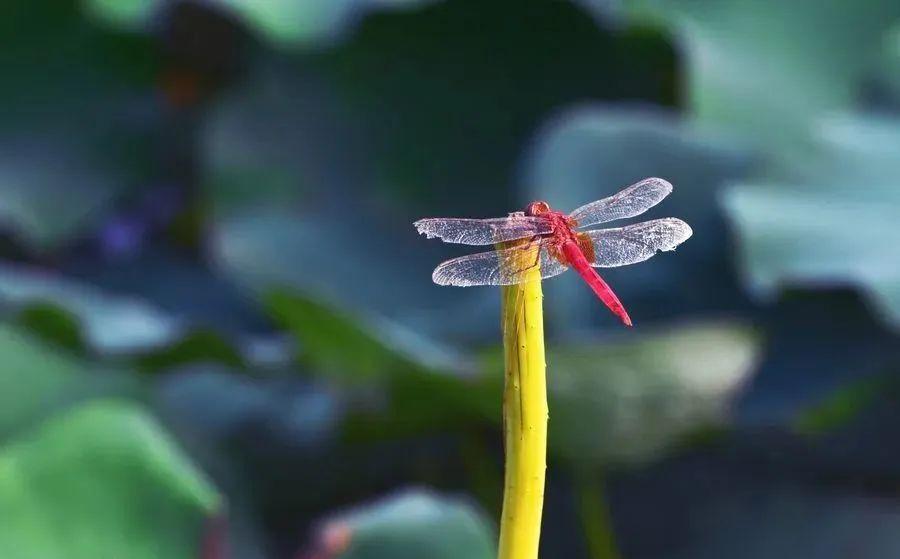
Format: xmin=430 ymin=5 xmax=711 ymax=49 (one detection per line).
xmin=497 ymin=244 xmax=548 ymax=559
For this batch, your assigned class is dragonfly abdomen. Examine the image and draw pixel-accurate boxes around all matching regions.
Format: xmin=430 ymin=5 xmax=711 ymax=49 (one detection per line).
xmin=561 ymin=240 xmax=633 ymax=327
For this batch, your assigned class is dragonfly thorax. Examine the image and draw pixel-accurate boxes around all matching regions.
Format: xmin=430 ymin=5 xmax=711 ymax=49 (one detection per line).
xmin=525 ymin=201 xmax=578 ymax=242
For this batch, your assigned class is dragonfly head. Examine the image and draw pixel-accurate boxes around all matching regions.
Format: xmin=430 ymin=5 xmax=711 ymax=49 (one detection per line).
xmin=525 ymin=201 xmax=551 ymax=217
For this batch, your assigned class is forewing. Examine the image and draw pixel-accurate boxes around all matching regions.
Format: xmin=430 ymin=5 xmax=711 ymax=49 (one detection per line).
xmin=432 ymin=242 xmax=568 ymax=286
xmin=569 ymin=177 xmax=673 ymax=227
xmin=414 ymin=216 xmax=552 ymax=245
xmin=586 ymin=218 xmax=692 ymax=268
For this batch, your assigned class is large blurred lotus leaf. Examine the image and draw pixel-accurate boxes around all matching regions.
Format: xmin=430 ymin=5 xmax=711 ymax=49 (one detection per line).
xmin=623 ymin=0 xmax=900 ymax=151
xmin=0 ymin=263 xmax=183 ymax=356
xmin=523 ymin=106 xmax=754 ymax=330
xmin=0 ymin=2 xmax=156 ymax=250
xmin=46 ymin=247 xmax=295 ymax=370
xmin=203 ymin=0 xmax=677 ymax=216
xmin=539 ymin=322 xmax=759 ymax=466
xmin=0 ymin=400 xmax=221 ymax=559
xmin=0 ymin=325 xmax=137 ymax=441
xmin=733 ymin=288 xmax=900 ymax=427
xmin=84 ymin=0 xmax=437 ymax=45
xmin=308 ymin=489 xmax=494 ymax=559
xmin=62 ymin=246 xmax=276 ymax=339
xmin=211 ymin=210 xmax=503 ymax=344
xmin=722 ymin=114 xmax=900 ymax=330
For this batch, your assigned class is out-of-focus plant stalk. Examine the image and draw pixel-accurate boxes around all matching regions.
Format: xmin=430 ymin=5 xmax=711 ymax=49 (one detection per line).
xmin=575 ymin=472 xmax=621 ymax=559
xmin=497 ymin=243 xmax=547 ymax=559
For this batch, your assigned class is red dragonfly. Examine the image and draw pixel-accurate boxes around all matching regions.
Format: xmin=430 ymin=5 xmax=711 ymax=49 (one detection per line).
xmin=414 ymin=177 xmax=692 ymax=326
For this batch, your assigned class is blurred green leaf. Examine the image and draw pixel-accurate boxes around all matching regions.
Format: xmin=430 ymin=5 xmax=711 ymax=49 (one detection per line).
xmin=264 ymin=289 xmax=472 ymax=382
xmin=484 ymin=322 xmax=761 ymax=466
xmin=0 ymin=400 xmax=220 ymax=559
xmin=310 ymin=489 xmax=494 ymax=559
xmin=82 ymin=0 xmax=165 ymax=30
xmin=137 ymin=330 xmax=245 ymax=373
xmin=217 ymin=0 xmax=438 ymax=46
xmin=0 ymin=264 xmax=183 ymax=356
xmin=0 ymin=264 xmax=276 ymax=371
xmin=266 ymin=289 xmax=467 ymax=379
xmin=624 ymin=0 xmax=900 ymax=152
xmin=0 ymin=325 xmax=138 ymax=441
xmin=268 ymin=289 xmax=413 ymax=379
xmin=722 ymin=114 xmax=900 ymax=330
xmin=14 ymin=303 xmax=87 ymax=353
xmin=84 ymin=0 xmax=437 ymax=45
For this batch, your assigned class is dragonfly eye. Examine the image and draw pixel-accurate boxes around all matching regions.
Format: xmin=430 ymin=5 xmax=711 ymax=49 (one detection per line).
xmin=525 ymin=201 xmax=551 ymax=216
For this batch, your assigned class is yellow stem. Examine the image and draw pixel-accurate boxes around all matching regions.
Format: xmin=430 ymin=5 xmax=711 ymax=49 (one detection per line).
xmin=497 ymin=251 xmax=548 ymax=559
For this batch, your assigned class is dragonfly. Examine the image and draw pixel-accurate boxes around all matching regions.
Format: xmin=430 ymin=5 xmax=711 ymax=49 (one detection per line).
xmin=414 ymin=177 xmax=692 ymax=326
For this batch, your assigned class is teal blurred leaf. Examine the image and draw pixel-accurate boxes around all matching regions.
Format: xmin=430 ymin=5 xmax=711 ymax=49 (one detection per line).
xmin=881 ymin=24 xmax=900 ymax=99
xmin=524 ymin=106 xmax=753 ymax=329
xmin=722 ymin=114 xmax=900 ymax=330
xmin=155 ymin=365 xmax=342 ymax=451
xmin=544 ymin=322 xmax=760 ymax=466
xmin=309 ymin=489 xmax=494 ymax=559
xmin=210 ymin=209 xmax=503 ymax=344
xmin=525 ymin=106 xmax=751 ymax=214
xmin=624 ymin=0 xmax=900 ymax=152
xmin=0 ymin=325 xmax=138 ymax=441
xmin=0 ymin=400 xmax=221 ymax=559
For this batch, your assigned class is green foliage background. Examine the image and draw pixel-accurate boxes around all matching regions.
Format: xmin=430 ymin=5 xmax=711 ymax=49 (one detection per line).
xmin=0 ymin=0 xmax=898 ymax=557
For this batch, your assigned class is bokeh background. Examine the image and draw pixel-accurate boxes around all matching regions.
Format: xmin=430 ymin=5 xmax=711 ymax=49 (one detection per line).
xmin=2 ymin=1 xmax=900 ymax=558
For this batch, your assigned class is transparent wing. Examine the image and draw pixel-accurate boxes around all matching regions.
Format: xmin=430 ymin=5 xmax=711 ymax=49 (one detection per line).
xmin=585 ymin=218 xmax=692 ymax=268
xmin=569 ymin=177 xmax=673 ymax=228
xmin=414 ymin=216 xmax=552 ymax=246
xmin=432 ymin=241 xmax=568 ymax=286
